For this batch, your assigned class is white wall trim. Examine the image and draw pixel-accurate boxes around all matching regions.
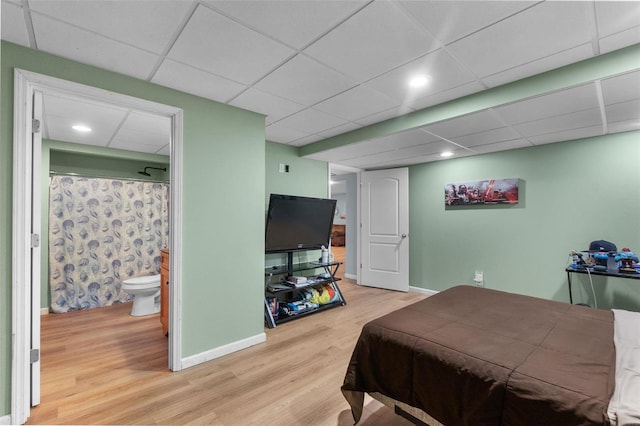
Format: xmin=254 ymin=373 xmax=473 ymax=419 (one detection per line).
xmin=0 ymin=414 xmax=12 ymax=425
xmin=181 ymin=333 xmax=267 ymax=370
xmin=344 ymin=273 xmax=357 ymax=280
xmin=40 ymin=308 xmax=49 ymax=315
xmin=409 ymin=286 xmax=439 ymax=296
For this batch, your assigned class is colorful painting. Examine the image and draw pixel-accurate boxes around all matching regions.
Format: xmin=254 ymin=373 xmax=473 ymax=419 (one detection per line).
xmin=445 ymin=178 xmax=519 ymax=206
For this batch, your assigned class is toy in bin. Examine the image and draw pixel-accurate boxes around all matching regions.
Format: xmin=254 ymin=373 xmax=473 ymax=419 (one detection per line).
xmin=615 ymin=248 xmax=639 ymax=273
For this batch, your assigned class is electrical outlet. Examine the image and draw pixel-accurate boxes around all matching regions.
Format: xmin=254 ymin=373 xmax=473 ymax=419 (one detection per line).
xmin=474 ymin=270 xmax=484 ymax=287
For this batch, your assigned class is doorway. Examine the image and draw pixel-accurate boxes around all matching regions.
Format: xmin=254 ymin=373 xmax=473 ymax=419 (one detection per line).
xmin=329 ymin=166 xmax=359 ymax=281
xmin=12 ymin=69 xmax=184 ymax=425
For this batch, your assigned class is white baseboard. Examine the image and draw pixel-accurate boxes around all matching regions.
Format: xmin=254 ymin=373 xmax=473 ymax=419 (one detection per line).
xmin=0 ymin=414 xmax=11 ymax=425
xmin=409 ymin=286 xmax=439 ymax=296
xmin=344 ymin=273 xmax=357 ymax=280
xmin=41 ymin=307 xmax=49 ymax=315
xmin=180 ymin=332 xmax=266 ymax=370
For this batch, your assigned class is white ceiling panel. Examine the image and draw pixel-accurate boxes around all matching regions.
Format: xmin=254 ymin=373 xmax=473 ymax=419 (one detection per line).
xmin=275 ymin=108 xmax=349 ymax=135
xmin=44 ymin=95 xmax=128 ymax=147
xmin=528 ymin=125 xmax=603 ymax=145
xmin=152 ymin=59 xmax=247 ymax=104
xmin=229 ymin=88 xmax=304 ymax=124
xmin=471 ymin=139 xmax=532 ymax=155
xmin=304 ymin=1 xmax=437 ymax=82
xmin=313 ymin=85 xmax=399 ymax=122
xmin=363 ymin=48 xmax=478 ymax=105
xmin=594 ymin=1 xmax=640 ymax=39
xmin=1 ymin=1 xmax=29 ymax=46
xmin=515 ymin=108 xmax=603 ymax=138
xmin=255 ymin=54 xmax=356 ymax=105
xmin=447 ymin=2 xmax=593 ymax=79
xmin=480 ymin=43 xmax=594 ymax=89
xmin=205 ymin=0 xmax=366 ymax=49
xmin=423 ymin=110 xmax=506 ymax=139
xmin=369 ymin=128 xmax=441 ymax=150
xmin=167 ymin=5 xmax=294 ymax=85
xmin=599 ymin=26 xmax=640 ymax=54
xmin=608 ymin=120 xmax=640 ymax=134
xmin=398 ymin=0 xmax=536 ymax=45
xmin=32 ymin=13 xmax=160 ymax=80
xmin=450 ymin=127 xmax=523 ymax=149
xmin=265 ymin=122 xmax=312 ymax=144
xmin=29 ymin=0 xmax=195 ymax=54
xmin=601 ymin=70 xmax=640 ymax=105
xmin=354 ymin=106 xmax=415 ymax=127
xmin=117 ymin=111 xmax=171 ymax=146
xmin=606 ymin=99 xmax=640 ymax=124
xmin=316 ymin=122 xmax=362 ymax=139
xmin=494 ymin=83 xmax=599 ymax=125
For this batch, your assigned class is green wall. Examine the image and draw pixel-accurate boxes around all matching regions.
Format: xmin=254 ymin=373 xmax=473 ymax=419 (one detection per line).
xmin=264 ymin=141 xmax=329 ymax=266
xmin=2 ymin=41 xmax=265 ymax=417
xmin=41 ymin=139 xmax=170 ymax=309
xmin=409 ymin=131 xmax=640 ymax=310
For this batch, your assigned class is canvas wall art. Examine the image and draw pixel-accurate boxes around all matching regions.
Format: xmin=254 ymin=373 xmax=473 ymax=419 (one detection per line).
xmin=445 ymin=178 xmax=519 ymax=206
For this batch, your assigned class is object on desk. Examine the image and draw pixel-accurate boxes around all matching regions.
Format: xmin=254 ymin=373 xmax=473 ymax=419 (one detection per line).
xmin=614 ymin=248 xmax=639 ymax=273
xmin=287 ymin=276 xmax=307 ymax=284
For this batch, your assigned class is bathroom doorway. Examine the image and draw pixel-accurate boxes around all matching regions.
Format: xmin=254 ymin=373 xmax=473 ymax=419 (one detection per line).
xmin=12 ymin=69 xmax=184 ymax=424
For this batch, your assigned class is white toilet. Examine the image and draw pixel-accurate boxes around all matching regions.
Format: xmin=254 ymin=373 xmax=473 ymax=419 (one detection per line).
xmin=122 ymin=274 xmax=161 ymax=316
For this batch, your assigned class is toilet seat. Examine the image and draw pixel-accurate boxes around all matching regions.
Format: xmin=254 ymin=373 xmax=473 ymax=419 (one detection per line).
xmin=122 ymin=274 xmax=160 ymax=290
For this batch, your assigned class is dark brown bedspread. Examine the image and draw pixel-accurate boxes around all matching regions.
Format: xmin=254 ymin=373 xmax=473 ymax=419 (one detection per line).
xmin=342 ymin=285 xmax=615 ymax=425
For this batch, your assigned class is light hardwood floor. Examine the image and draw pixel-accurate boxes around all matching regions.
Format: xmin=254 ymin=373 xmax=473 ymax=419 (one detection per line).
xmin=28 ymin=254 xmax=425 ymax=425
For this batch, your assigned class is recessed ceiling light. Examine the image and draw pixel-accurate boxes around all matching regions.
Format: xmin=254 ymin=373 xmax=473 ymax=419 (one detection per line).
xmin=440 ymin=151 xmax=454 ymax=158
xmin=408 ymin=75 xmax=429 ymax=88
xmin=72 ymin=124 xmax=92 ymax=132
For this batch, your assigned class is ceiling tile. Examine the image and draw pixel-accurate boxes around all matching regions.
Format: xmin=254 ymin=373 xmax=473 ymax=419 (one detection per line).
xmin=229 ymin=88 xmax=305 ymax=124
xmin=304 ymin=1 xmax=436 ymax=82
xmin=205 ymin=0 xmax=365 ymax=49
xmin=314 ymin=85 xmax=399 ymax=122
xmin=601 ymin=70 xmax=640 ymax=105
xmin=265 ymin=122 xmax=312 ymax=144
xmin=528 ymin=125 xmax=603 ymax=145
xmin=155 ymin=145 xmax=171 ymax=156
xmin=275 ymin=108 xmax=349 ymax=135
xmin=288 ymin=134 xmax=325 ymax=147
xmin=316 ymin=122 xmax=362 ymax=139
xmin=422 ymin=110 xmax=505 ymax=139
xmin=605 ymin=99 xmax=640 ymax=124
xmin=608 ymin=120 xmax=640 ymax=134
xmin=409 ymin=82 xmax=485 ymax=111
xmin=43 ymin=94 xmax=128 ymax=147
xmin=152 ymin=59 xmax=247 ymax=104
xmin=255 ymin=54 xmax=356 ymax=105
xmin=354 ymin=106 xmax=415 ymax=127
xmin=448 ymin=2 xmax=593 ymax=78
xmin=595 ymin=1 xmax=640 ymax=38
xmin=494 ymin=83 xmax=599 ymax=125
xmin=480 ymin=43 xmax=593 ymax=88
xmin=32 ymin=14 xmax=159 ymax=80
xmin=1 ymin=1 xmax=30 ymax=46
xmin=109 ymin=111 xmax=171 ymax=152
xmin=369 ymin=128 xmax=441 ymax=150
xmin=450 ymin=127 xmax=523 ymax=148
xmin=599 ymin=26 xmax=640 ymax=54
xmin=398 ymin=0 xmax=536 ymax=45
xmin=29 ymin=0 xmax=195 ymax=54
xmin=364 ymin=48 xmax=478 ymax=106
xmin=168 ymin=5 xmax=294 ymax=85
xmin=472 ymin=139 xmax=532 ymax=154
xmin=514 ymin=109 xmax=603 ymax=138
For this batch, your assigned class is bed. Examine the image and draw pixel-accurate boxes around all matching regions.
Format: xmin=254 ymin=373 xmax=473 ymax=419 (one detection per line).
xmin=341 ymin=285 xmax=636 ymax=425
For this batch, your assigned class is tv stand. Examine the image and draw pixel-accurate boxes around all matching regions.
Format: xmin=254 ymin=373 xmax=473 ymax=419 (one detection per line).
xmin=264 ymin=258 xmax=346 ymax=328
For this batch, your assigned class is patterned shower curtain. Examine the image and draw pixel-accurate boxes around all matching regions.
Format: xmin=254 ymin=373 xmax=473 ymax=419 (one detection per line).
xmin=48 ymin=175 xmax=170 ymax=313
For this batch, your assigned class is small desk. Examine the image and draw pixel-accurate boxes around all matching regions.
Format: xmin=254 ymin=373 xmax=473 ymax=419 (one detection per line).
xmin=566 ymin=266 xmax=640 ymax=304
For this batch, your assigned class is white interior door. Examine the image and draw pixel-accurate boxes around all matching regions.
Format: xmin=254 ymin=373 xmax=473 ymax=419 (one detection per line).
xmin=360 ymin=168 xmax=409 ymax=291
xmin=30 ymin=90 xmax=43 ymax=406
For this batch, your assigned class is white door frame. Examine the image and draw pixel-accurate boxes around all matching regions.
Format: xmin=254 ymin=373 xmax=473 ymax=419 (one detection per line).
xmin=11 ymin=69 xmax=184 ymax=425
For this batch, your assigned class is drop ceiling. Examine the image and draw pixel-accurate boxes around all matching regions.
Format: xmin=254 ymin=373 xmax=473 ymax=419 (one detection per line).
xmin=2 ymin=0 xmax=639 ymax=170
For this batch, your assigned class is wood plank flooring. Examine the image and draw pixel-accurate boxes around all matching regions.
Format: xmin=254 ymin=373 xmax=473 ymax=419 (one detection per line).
xmin=28 ymin=252 xmax=426 ymax=425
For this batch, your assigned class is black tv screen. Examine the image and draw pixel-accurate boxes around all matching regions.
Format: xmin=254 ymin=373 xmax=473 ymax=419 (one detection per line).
xmin=265 ymin=194 xmax=337 ymax=253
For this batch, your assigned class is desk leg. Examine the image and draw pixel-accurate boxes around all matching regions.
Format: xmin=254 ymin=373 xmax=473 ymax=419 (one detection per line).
xmin=567 ymin=271 xmax=573 ymax=304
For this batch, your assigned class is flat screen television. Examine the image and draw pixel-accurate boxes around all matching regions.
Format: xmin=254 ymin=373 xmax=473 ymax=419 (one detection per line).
xmin=265 ymin=194 xmax=337 ymax=254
